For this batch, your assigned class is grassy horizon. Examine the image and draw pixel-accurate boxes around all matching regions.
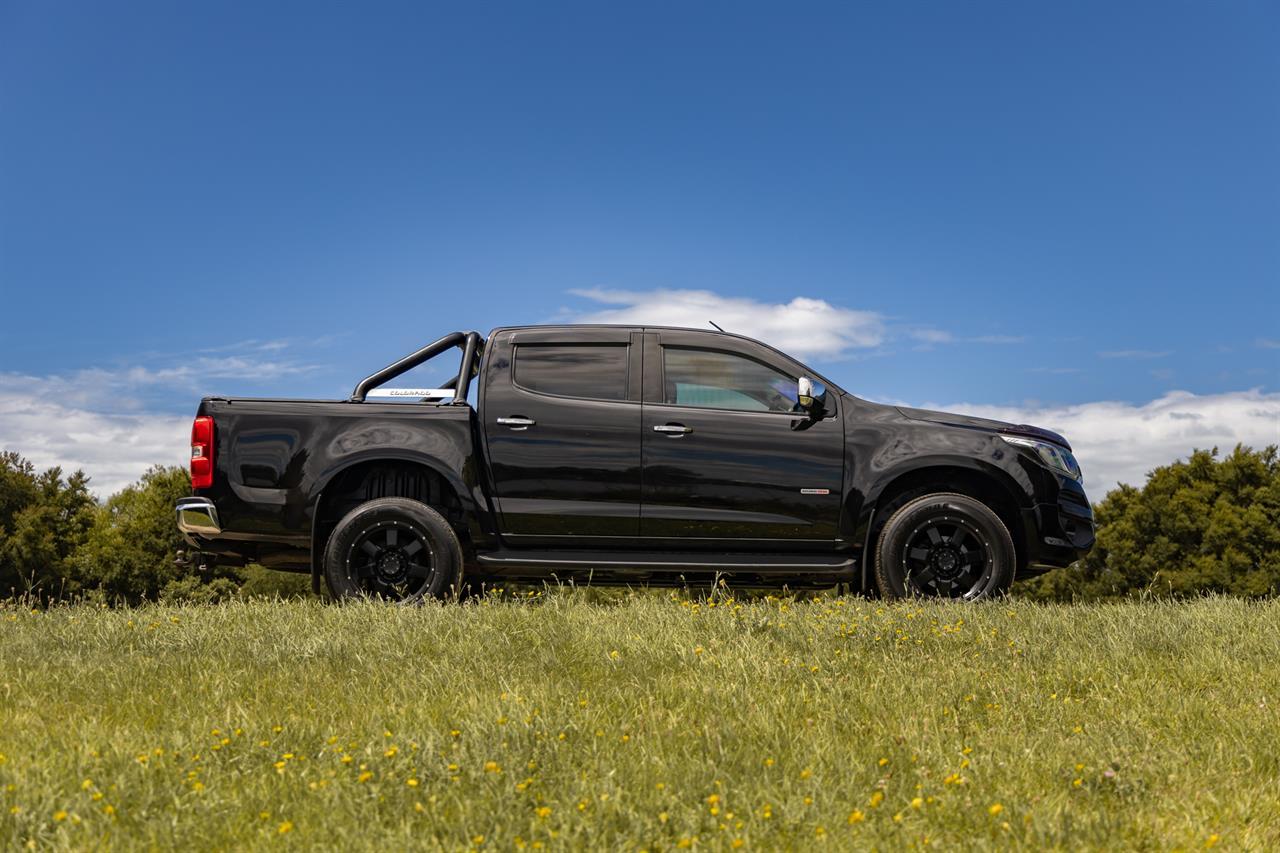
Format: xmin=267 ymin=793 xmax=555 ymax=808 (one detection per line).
xmin=2 ymin=592 xmax=1277 ymax=849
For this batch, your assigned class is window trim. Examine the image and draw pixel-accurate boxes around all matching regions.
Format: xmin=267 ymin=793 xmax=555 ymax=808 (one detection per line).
xmin=511 ymin=342 xmax=635 ymax=404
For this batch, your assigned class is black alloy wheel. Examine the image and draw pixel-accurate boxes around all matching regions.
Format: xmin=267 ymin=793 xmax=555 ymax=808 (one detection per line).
xmin=323 ymin=497 xmax=463 ymax=603
xmin=349 ymin=520 xmax=434 ymax=599
xmin=875 ymin=493 xmax=1015 ymax=601
xmin=901 ymin=515 xmax=991 ymax=598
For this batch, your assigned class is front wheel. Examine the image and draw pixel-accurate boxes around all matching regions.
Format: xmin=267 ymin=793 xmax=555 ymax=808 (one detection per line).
xmin=874 ymin=493 xmax=1014 ymax=601
xmin=323 ymin=497 xmax=463 ymax=602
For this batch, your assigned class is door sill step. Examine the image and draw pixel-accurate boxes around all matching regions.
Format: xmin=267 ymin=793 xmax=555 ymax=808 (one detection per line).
xmin=474 ymin=549 xmax=856 ymax=575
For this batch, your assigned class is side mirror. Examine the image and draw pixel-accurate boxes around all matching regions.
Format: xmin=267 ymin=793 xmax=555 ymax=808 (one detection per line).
xmin=797 ymin=376 xmax=827 ymax=414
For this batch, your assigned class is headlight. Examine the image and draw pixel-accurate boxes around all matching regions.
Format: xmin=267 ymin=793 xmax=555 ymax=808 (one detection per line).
xmin=1000 ymin=435 xmax=1082 ymax=481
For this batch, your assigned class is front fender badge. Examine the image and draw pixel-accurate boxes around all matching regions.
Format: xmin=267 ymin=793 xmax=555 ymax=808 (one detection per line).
xmin=800 ymin=488 xmax=831 ymax=495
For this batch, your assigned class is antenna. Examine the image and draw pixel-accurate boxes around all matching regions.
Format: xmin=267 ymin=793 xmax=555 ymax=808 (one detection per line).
xmin=709 ymin=321 xmax=725 ymax=332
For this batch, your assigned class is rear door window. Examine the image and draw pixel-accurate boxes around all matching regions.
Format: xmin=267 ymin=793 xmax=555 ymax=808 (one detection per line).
xmin=514 ymin=344 xmax=629 ymax=401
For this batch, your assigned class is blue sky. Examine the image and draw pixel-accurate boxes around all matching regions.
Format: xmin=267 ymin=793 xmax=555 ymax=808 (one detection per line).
xmin=1 ymin=1 xmax=1277 ymax=494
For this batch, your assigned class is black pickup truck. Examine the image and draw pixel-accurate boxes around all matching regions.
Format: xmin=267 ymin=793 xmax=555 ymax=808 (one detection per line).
xmin=176 ymin=325 xmax=1094 ymax=601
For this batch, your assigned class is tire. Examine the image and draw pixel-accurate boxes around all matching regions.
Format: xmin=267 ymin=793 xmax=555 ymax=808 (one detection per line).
xmin=323 ymin=497 xmax=464 ymax=603
xmin=874 ymin=492 xmax=1014 ymax=601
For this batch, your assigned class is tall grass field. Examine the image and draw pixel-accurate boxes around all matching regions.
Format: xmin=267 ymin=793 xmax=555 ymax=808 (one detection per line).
xmin=2 ymin=592 xmax=1277 ymax=849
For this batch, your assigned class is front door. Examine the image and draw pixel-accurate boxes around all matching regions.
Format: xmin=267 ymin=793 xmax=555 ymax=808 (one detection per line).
xmin=482 ymin=328 xmax=642 ymax=545
xmin=639 ymin=331 xmax=845 ymax=547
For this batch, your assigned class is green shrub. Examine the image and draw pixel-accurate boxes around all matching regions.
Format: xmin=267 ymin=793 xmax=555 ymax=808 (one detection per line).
xmin=1021 ymin=444 xmax=1280 ymax=600
xmin=0 ymin=451 xmax=96 ymax=599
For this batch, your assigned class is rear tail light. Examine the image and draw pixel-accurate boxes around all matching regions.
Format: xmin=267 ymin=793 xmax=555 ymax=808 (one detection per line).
xmin=191 ymin=416 xmax=214 ymax=489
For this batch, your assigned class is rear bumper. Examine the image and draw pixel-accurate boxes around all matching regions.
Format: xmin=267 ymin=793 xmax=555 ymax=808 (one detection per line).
xmin=176 ymin=497 xmax=222 ymax=539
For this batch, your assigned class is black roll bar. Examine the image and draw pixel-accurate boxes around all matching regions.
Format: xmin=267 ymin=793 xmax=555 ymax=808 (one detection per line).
xmin=349 ymin=331 xmax=482 ymax=403
xmin=454 ymin=331 xmax=480 ymax=404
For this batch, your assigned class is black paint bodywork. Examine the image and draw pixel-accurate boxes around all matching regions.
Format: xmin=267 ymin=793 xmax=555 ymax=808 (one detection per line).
xmin=182 ymin=325 xmax=1094 ymax=590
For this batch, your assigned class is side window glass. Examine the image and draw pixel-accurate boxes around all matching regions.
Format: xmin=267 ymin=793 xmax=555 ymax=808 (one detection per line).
xmin=514 ymin=344 xmax=628 ymax=400
xmin=663 ymin=348 xmax=798 ymax=413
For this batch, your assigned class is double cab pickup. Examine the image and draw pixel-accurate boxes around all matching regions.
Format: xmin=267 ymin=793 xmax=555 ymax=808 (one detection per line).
xmin=176 ymin=325 xmax=1094 ymax=601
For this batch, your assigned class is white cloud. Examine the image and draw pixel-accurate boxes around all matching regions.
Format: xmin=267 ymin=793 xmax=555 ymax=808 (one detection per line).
xmin=566 ymin=288 xmax=886 ymax=360
xmin=0 ymin=378 xmax=189 ymax=497
xmin=909 ymin=328 xmax=954 ymax=344
xmin=932 ymin=389 xmax=1280 ymax=493
xmin=910 ymin=329 xmax=1025 ymax=346
xmin=120 ymin=355 xmax=320 ymax=385
xmin=0 ymin=344 xmax=322 ymax=497
xmin=564 ymin=288 xmax=1030 ymax=358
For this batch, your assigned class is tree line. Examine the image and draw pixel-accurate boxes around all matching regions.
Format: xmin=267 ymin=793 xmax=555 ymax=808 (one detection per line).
xmin=1 ymin=445 xmax=1277 ymax=603
xmin=0 ymin=452 xmax=305 ymax=603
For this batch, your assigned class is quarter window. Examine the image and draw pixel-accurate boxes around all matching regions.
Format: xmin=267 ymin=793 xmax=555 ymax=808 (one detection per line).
xmin=514 ymin=344 xmax=629 ymax=400
xmin=662 ymin=348 xmax=798 ymax=413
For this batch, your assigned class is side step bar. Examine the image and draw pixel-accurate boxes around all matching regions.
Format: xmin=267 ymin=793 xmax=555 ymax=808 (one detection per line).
xmin=474 ymin=549 xmax=857 ymax=577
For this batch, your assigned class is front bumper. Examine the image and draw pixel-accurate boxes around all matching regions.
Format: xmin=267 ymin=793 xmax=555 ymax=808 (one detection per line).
xmin=1023 ymin=490 xmax=1095 ymax=570
xmin=176 ymin=497 xmax=222 ymax=538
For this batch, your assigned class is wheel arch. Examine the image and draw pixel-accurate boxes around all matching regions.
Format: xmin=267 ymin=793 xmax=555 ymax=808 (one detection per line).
xmin=857 ymin=459 xmax=1030 ymax=592
xmin=308 ymin=454 xmax=474 ymax=594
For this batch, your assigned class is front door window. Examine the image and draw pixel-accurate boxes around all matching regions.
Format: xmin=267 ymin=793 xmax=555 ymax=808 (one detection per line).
xmin=662 ymin=348 xmax=799 ymax=413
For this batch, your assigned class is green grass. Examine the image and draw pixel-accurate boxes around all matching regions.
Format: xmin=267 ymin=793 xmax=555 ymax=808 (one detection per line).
xmin=2 ymin=592 xmax=1278 ymax=850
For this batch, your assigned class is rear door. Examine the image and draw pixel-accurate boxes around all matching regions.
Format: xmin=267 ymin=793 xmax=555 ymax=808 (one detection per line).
xmin=639 ymin=330 xmax=845 ymax=548
xmin=481 ymin=328 xmax=643 ymax=545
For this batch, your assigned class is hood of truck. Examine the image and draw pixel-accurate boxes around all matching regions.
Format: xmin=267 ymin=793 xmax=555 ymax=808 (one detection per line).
xmin=895 ymin=406 xmax=1072 ymax=451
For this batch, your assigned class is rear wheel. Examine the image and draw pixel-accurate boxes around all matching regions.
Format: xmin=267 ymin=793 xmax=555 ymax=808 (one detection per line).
xmin=874 ymin=493 xmax=1014 ymax=601
xmin=323 ymin=497 xmax=463 ymax=602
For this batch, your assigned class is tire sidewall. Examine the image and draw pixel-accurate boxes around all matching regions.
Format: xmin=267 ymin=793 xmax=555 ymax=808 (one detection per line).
xmin=323 ymin=497 xmax=463 ymax=602
xmin=875 ymin=493 xmax=1015 ymax=601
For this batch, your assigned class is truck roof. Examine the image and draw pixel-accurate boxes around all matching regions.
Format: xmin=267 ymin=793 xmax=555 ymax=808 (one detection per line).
xmin=488 ymin=323 xmax=765 ymax=345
